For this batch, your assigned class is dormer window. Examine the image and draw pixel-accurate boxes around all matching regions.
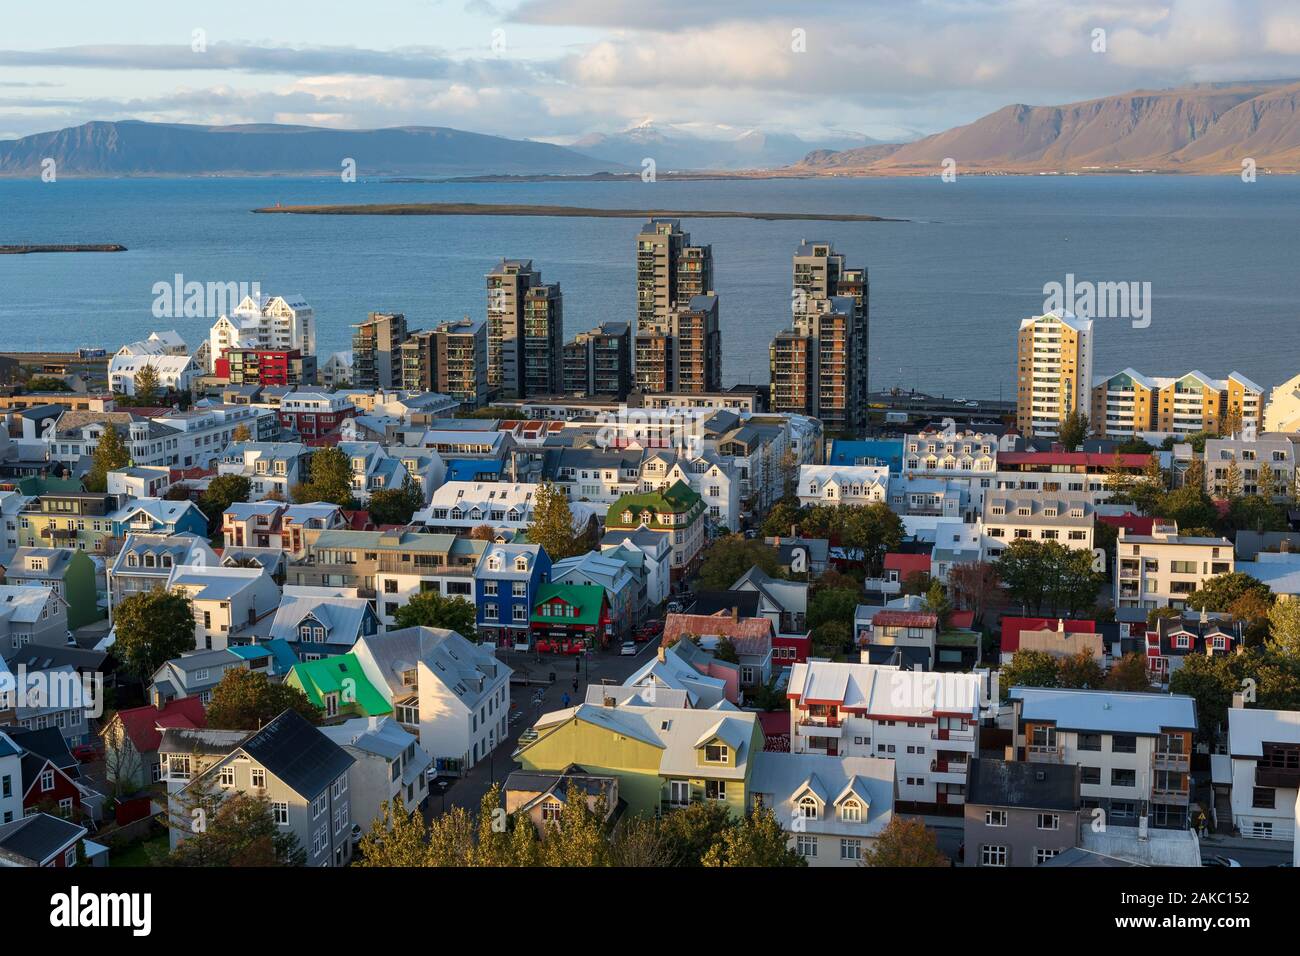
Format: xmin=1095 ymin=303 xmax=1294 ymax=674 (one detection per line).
xmin=703 ymin=743 xmax=728 ymax=763
xmin=515 ymin=557 xmax=528 ymax=571
xmin=798 ymin=796 xmax=819 ymax=820
xmin=840 ymin=800 xmax=862 ymax=822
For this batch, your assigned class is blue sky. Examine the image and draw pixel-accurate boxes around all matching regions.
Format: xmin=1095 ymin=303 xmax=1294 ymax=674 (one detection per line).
xmin=4 ymin=0 xmax=1300 ymax=144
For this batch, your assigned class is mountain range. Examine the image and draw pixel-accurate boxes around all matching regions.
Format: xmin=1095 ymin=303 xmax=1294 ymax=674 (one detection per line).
xmin=793 ymin=80 xmax=1300 ymax=174
xmin=570 ymin=122 xmax=880 ymax=171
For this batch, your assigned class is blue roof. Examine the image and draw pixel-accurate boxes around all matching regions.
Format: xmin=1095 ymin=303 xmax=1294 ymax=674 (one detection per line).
xmin=227 ymin=645 xmax=272 ymax=662
xmin=446 ymin=458 xmax=506 ymax=481
xmin=261 ymin=638 xmax=300 ymax=673
xmin=828 ymin=439 xmax=904 ymax=472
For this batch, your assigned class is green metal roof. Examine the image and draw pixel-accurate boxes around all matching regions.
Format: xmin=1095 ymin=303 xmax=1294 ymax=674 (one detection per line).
xmin=532 ymin=582 xmax=606 ymax=626
xmin=606 ymin=480 xmax=702 ymax=528
xmin=286 ymin=653 xmax=392 ymax=716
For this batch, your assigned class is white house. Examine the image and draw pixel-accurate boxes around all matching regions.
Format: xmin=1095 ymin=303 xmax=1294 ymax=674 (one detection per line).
xmin=353 ymin=627 xmax=512 ymax=775
xmin=165 ymin=564 xmax=282 ymax=652
xmin=1115 ymin=523 xmax=1234 ymax=610
xmin=796 ymin=464 xmax=890 ymax=508
xmin=319 ymin=716 xmax=433 ymax=824
xmin=1226 ymin=705 xmax=1300 ymax=842
xmin=108 ymin=353 xmax=201 ymax=397
xmin=981 ymin=492 xmax=1095 ymax=561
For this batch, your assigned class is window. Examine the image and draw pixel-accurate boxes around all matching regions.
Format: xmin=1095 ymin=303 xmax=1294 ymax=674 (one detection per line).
xmin=985 ymin=809 xmax=1007 ymax=827
xmin=840 ymin=838 xmax=862 ymax=861
xmin=1081 ymin=767 xmax=1101 ymax=785
xmin=798 ymin=795 xmax=819 ymax=820
xmin=703 ymin=744 xmax=728 ymax=763
xmin=980 ymin=844 xmax=1007 ymax=867
xmin=1036 ymin=813 xmax=1059 ymax=831
xmin=1035 ymin=848 xmax=1061 ymax=865
xmin=251 ymin=768 xmax=266 ymax=789
xmin=219 ymin=766 xmax=235 ymax=787
xmin=1249 ymin=821 xmax=1274 ymax=839
xmin=541 ymin=798 xmax=562 ymax=821
xmin=1111 ymin=769 xmax=1136 ymax=788
xmin=840 ymin=800 xmax=861 ymax=822
xmin=704 ymin=780 xmax=727 ymax=801
xmin=796 ymin=835 xmax=817 ymax=858
xmin=1111 ymin=734 xmax=1137 ymax=754
xmin=1078 ymin=733 xmax=1101 ymax=751
xmin=167 ymin=754 xmax=191 ymax=779
xmin=1252 ymin=787 xmax=1275 ymax=809
xmin=312 ymin=793 xmax=328 ymax=819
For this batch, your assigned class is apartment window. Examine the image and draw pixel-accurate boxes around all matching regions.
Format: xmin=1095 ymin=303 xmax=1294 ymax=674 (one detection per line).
xmin=167 ymin=754 xmax=191 ymax=780
xmin=1036 ymin=813 xmax=1059 ymax=831
xmin=985 ymin=809 xmax=1007 ymax=828
xmin=1078 ymin=733 xmax=1101 ymax=752
xmin=1035 ymin=848 xmax=1061 ymax=865
xmin=796 ymin=835 xmax=817 ymax=858
xmin=840 ymin=838 xmax=862 ymax=862
xmin=1111 ymin=734 xmax=1137 ymax=754
xmin=1081 ymin=767 xmax=1101 ymax=786
xmin=1252 ymin=787 xmax=1276 ymax=809
xmin=1111 ymin=769 xmax=1137 ymax=788
xmin=798 ymin=796 xmax=819 ymax=820
xmin=840 ymin=800 xmax=861 ymax=823
xmin=980 ymin=844 xmax=1008 ymax=867
xmin=313 ymin=793 xmax=328 ymax=819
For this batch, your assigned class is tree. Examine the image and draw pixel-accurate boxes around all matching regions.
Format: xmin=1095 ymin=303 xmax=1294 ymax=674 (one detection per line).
xmin=841 ymin=503 xmax=905 ymax=575
xmin=1047 ymin=545 xmax=1106 ymax=616
xmin=205 ymin=669 xmax=321 ymax=730
xmin=469 ymin=523 xmax=497 ymax=541
xmin=25 ymin=375 xmax=72 ymax=392
xmin=1226 ymin=495 xmax=1289 ymax=534
xmin=392 ymin=590 xmax=479 ymax=640
xmin=426 ymin=805 xmax=477 ymax=866
xmin=901 ymin=569 xmax=930 ymax=595
xmin=1058 ymin=410 xmax=1089 ymax=452
xmin=83 ymin=424 xmax=131 ymax=492
xmin=760 ymin=497 xmax=804 ymax=538
xmin=538 ymin=783 xmax=612 ymax=867
xmin=994 ymin=540 xmax=1051 ymax=613
xmin=1129 ymin=456 xmax=1167 ymax=516
xmin=231 ymin=424 xmax=252 ymax=443
xmin=1221 ymin=460 xmax=1243 ymax=501
xmin=132 ymin=363 xmax=161 ymax=404
xmin=1000 ymin=650 xmax=1060 ymax=699
xmin=610 ymin=815 xmax=671 ymax=867
xmin=778 ymin=449 xmax=800 ymax=500
xmin=701 ymin=808 xmax=805 ymax=867
xmin=712 ymin=637 xmax=739 ymax=664
xmin=810 ymin=619 xmax=853 ymax=660
xmin=658 ymin=801 xmax=736 ymax=866
xmin=168 ymin=791 xmax=304 ymax=867
xmin=807 ymin=585 xmax=859 ymax=631
xmin=1104 ymin=450 xmax=1135 ymax=503
xmin=111 ymin=588 xmax=196 ymax=682
xmin=526 ymin=481 xmax=584 ymax=561
xmin=1268 ymin=600 xmax=1300 ymax=659
xmin=508 ymin=810 xmax=542 ymax=866
xmin=1226 ymin=591 xmax=1274 ymax=646
xmin=199 ymin=473 xmax=251 ymax=532
xmin=356 ymin=796 xmax=433 ymax=867
xmin=1057 ymin=650 xmax=1105 ymax=689
xmin=863 ymin=817 xmax=948 ymax=867
xmin=293 ymin=446 xmax=357 ymax=507
xmin=947 ymin=561 xmax=1000 ymax=622
xmin=921 ymin=579 xmax=952 ymax=630
xmin=1171 ymin=649 xmax=1300 ymax=744
xmin=367 ymin=477 xmax=424 ymax=526
xmin=473 ymin=785 xmax=513 ymax=867
xmin=1103 ymin=652 xmax=1153 ymax=692
xmin=1187 ymin=572 xmax=1274 ymax=613
xmin=1258 ymin=462 xmax=1281 ymax=501
xmin=695 ymin=536 xmax=781 ymax=591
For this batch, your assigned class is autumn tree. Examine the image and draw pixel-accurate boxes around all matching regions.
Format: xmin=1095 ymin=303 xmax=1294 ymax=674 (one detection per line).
xmin=293 ymin=446 xmax=357 ymax=507
xmin=526 ymin=481 xmax=584 ymax=561
xmin=392 ymin=590 xmax=479 ymax=640
xmin=469 ymin=523 xmax=497 ymax=541
xmin=863 ymin=818 xmax=948 ymax=867
xmin=231 ymin=424 xmax=252 ymax=443
xmin=701 ymin=807 xmax=805 ymax=867
xmin=167 ymin=792 xmax=305 ymax=867
xmin=947 ymin=561 xmax=1000 ymax=622
xmin=1058 ymin=410 xmax=1089 ymax=452
xmin=1057 ymin=650 xmax=1105 ymax=689
xmin=695 ymin=535 xmax=781 ymax=590
xmin=205 ymin=668 xmax=321 ymax=730
xmin=1268 ymin=600 xmax=1300 ymax=659
xmin=1104 ymin=652 xmax=1154 ymax=692
xmin=111 ymin=588 xmax=196 ymax=681
xmin=539 ymin=783 xmax=611 ymax=867
xmin=1187 ymin=573 xmax=1274 ymax=614
xmin=999 ymin=650 xmax=1060 ymax=699
xmin=356 ymin=796 xmax=433 ymax=867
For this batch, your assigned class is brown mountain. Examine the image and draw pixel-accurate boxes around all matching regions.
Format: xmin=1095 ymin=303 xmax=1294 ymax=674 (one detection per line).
xmin=794 ymin=80 xmax=1300 ymax=175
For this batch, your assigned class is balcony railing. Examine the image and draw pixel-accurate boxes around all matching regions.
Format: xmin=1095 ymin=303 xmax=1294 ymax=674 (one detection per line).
xmin=1027 ymin=744 xmax=1064 ymax=762
xmin=931 ymin=727 xmax=976 ymax=742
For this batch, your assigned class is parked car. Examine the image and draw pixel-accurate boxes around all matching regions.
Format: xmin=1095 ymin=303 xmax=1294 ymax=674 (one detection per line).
xmin=620 ymin=641 xmax=637 ymax=656
xmin=1202 ymin=855 xmax=1242 ymax=868
xmin=71 ymin=744 xmax=101 ymax=764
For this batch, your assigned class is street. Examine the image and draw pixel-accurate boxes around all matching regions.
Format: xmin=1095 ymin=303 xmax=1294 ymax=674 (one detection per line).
xmin=425 ymin=636 xmax=662 ymax=819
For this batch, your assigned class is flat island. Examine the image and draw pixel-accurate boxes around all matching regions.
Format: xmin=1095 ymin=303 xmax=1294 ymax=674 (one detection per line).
xmin=252 ymin=202 xmax=901 ymax=222
xmin=0 ymin=244 xmax=127 ymax=254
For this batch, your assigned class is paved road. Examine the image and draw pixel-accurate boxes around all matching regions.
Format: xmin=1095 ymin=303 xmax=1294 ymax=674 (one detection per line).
xmin=425 ymin=636 xmax=662 ymax=819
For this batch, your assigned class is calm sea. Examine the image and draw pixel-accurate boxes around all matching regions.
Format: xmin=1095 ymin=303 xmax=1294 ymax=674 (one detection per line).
xmin=1 ymin=174 xmax=1296 ymax=398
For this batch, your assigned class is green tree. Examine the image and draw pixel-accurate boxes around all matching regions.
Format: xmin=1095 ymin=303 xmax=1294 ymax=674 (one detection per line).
xmin=205 ymin=668 xmax=321 ymax=730
xmin=1226 ymin=495 xmax=1289 ymax=534
xmin=842 ymin=503 xmax=905 ymax=575
xmin=1258 ymin=462 xmax=1280 ymax=501
xmin=426 ymin=805 xmax=476 ymax=866
xmin=1000 ymin=650 xmax=1060 ymax=699
xmin=921 ymin=579 xmax=952 ymax=630
xmin=526 ymin=481 xmax=583 ymax=560
xmin=1103 ymin=652 xmax=1153 ymax=692
xmin=473 ymin=785 xmax=513 ymax=866
xmin=199 ymin=473 xmax=251 ymax=532
xmin=293 ymin=446 xmax=357 ymax=507
xmin=701 ymin=808 xmax=805 ymax=867
xmin=132 ymin=362 xmax=162 ymax=404
xmin=110 ymin=588 xmax=196 ymax=681
xmin=808 ymin=585 xmax=859 ymax=631
xmin=994 ymin=540 xmax=1050 ymax=613
xmin=811 ymin=619 xmax=853 ymax=660
xmin=1058 ymin=410 xmax=1089 ymax=451
xmin=610 ymin=815 xmax=670 ymax=867
xmin=1154 ymin=482 xmax=1218 ymax=531
xmin=367 ymin=476 xmax=424 ymax=526
xmin=84 ymin=424 xmax=131 ymax=492
xmin=1187 ymin=572 xmax=1274 ymax=613
xmin=538 ymin=783 xmax=611 ymax=867
xmin=356 ymin=796 xmax=433 ymax=867
xmin=695 ymin=536 xmax=781 ymax=591
xmin=658 ymin=801 xmax=736 ymax=866
xmin=168 ymin=791 xmax=304 ymax=867
xmin=508 ymin=811 xmax=542 ymax=866
xmin=760 ymin=497 xmax=804 ymax=539
xmin=25 ymin=375 xmax=72 ymax=392
xmin=1047 ymin=545 xmax=1106 ymax=616
xmin=1129 ymin=456 xmax=1167 ymax=515
xmin=863 ymin=817 xmax=948 ymax=867
xmin=1268 ymin=600 xmax=1300 ymax=659
xmin=392 ymin=590 xmax=479 ymax=640
xmin=1221 ymin=459 xmax=1243 ymax=501
xmin=1104 ymin=450 xmax=1135 ymax=503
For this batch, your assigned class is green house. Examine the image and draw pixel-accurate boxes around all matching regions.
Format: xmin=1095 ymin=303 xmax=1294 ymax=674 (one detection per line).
xmin=531 ymin=582 xmax=611 ymax=645
xmin=605 ymin=481 xmax=708 ymax=581
xmin=3 ymin=547 xmax=101 ymax=629
xmin=286 ymin=653 xmax=392 ymax=721
xmin=515 ymin=702 xmax=762 ymax=819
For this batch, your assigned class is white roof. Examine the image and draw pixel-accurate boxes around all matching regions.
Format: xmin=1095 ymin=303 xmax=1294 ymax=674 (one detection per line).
xmin=1228 ymin=707 xmax=1300 ymax=759
xmin=788 ymin=661 xmax=982 ymax=718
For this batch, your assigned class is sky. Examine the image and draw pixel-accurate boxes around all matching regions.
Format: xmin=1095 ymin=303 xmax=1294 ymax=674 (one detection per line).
xmin=4 ymin=0 xmax=1300 ymax=145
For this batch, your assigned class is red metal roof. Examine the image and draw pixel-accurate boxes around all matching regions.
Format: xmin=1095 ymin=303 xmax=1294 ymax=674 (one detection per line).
xmin=873 ymin=610 xmax=938 ymax=628
xmin=883 ymin=552 xmax=931 ymax=575
xmin=115 ymin=698 xmax=206 ymax=753
xmin=997 ymin=452 xmax=1152 ymax=468
xmin=1097 ymin=512 xmax=1157 ymax=535
xmin=1000 ymin=616 xmax=1095 ymax=654
xmin=949 ymin=610 xmax=975 ymax=630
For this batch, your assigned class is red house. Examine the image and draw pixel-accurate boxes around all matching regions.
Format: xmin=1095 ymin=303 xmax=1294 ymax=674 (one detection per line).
xmin=531 ymin=583 xmax=612 ymax=649
xmin=1000 ymin=616 xmax=1096 ymax=658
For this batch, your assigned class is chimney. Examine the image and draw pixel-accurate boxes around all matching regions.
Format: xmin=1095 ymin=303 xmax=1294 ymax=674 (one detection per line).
xmin=1057 ymin=618 xmax=1065 ymax=633
xmin=602 ymin=695 xmax=616 ymax=708
xmin=1232 ymin=691 xmax=1246 ymax=709
xmin=731 ymin=606 xmax=739 ymax=623
xmin=1282 ymin=539 xmax=1292 ymax=554
xmin=657 ymin=645 xmax=666 ymax=664
xmin=790 ymin=524 xmax=797 ymax=537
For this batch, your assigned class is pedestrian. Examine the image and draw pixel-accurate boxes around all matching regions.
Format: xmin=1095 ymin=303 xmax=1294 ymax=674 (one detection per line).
xmin=575 ymin=657 xmax=581 ymax=672
xmin=572 ymin=676 xmax=579 ymax=692
xmin=561 ymin=692 xmax=570 ymax=708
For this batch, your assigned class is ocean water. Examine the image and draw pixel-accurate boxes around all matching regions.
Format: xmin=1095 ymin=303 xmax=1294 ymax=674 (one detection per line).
xmin=1 ymin=174 xmax=1297 ymax=398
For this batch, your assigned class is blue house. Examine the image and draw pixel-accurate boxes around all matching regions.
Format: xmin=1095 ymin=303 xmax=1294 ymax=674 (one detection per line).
xmin=109 ymin=497 xmax=210 ymax=538
xmin=474 ymin=542 xmax=551 ymax=649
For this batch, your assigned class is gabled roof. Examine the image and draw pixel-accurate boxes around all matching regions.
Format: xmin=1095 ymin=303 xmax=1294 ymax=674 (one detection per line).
xmin=288 ymin=654 xmax=391 ymax=716
xmin=236 ymin=709 xmax=354 ymax=799
xmin=113 ymin=698 xmax=207 ymax=753
xmin=0 ymin=813 xmax=87 ymax=866
xmin=533 ymin=582 xmax=607 ymax=625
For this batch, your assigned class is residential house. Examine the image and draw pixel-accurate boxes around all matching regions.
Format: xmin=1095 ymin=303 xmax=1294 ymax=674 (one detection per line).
xmin=107 ymin=533 xmax=219 ymax=623
xmin=600 ymin=526 xmax=672 ymax=608
xmin=278 ymin=391 xmax=357 ymax=440
xmin=662 ymin=611 xmax=774 ymax=692
xmin=1115 ymin=523 xmax=1234 ymax=610
xmin=994 ymin=451 xmax=1153 ymax=503
xmin=981 ymin=492 xmax=1095 ymax=561
xmin=623 ymin=641 xmax=734 ymax=709
xmin=286 ymin=654 xmax=393 ymax=721
xmin=1203 ymin=435 xmax=1297 ymax=500
xmin=216 ymin=442 xmax=312 ymax=501
xmin=546 ymin=447 xmax=642 ymax=506
xmin=16 ymin=491 xmax=118 ymax=554
xmin=319 ymin=716 xmax=432 ymax=823
xmin=2 ymin=548 xmax=98 ymax=629
xmin=605 ymin=481 xmax=707 ymax=581
xmin=731 ymin=566 xmax=808 ymax=639
xmin=1225 ymin=704 xmax=1300 ymax=842
xmin=352 ymin=626 xmax=512 ymax=775
xmin=147 ymin=645 xmax=280 ymax=707
xmin=166 ymin=564 xmax=281 ymax=651
xmin=551 ymin=551 xmax=638 ymax=640
xmin=100 ymin=697 xmax=207 ymax=791
xmin=0 ymin=585 xmax=69 ymax=664
xmin=11 ymin=727 xmax=87 ymax=822
xmin=109 ymin=497 xmax=208 ymax=541
xmin=267 ymin=593 xmax=379 ymax=660
xmin=963 ymin=758 xmax=1082 ymax=867
xmin=504 ymin=767 xmax=621 ymax=836
xmin=474 ymin=543 xmax=552 ymax=649
xmin=0 ymin=731 xmax=20 ymax=824
xmin=531 ymin=582 xmax=613 ymax=649
xmin=1009 ymin=686 xmax=1196 ymax=830
xmin=0 ymin=663 xmax=92 ymax=746
xmin=0 ymin=813 xmax=87 ymax=867
xmin=796 ymin=464 xmax=889 ymax=508
xmin=1143 ymin=612 xmax=1241 ymax=685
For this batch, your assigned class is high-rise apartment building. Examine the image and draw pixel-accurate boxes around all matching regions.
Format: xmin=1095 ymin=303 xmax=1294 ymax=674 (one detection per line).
xmin=792 ymin=240 xmax=870 ymax=406
xmin=1015 ymin=311 xmax=1094 ymax=440
xmin=769 ymin=295 xmax=857 ymax=432
xmin=522 ymin=283 xmax=563 ymax=398
xmin=1090 ymin=369 xmax=1264 ymax=439
xmin=486 ymin=258 xmax=540 ymax=396
xmin=562 ymin=322 xmax=632 ymax=399
xmin=634 ymin=295 xmax=721 ymax=395
xmin=636 ymin=219 xmax=714 ymax=331
xmin=351 ymin=312 xmax=409 ymax=391
xmin=401 ymin=317 xmax=489 ymax=408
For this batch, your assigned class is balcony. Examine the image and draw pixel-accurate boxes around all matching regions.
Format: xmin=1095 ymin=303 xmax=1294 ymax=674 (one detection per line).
xmin=1026 ymin=744 xmax=1064 ymax=763
xmin=1256 ymin=766 xmax=1300 ymax=789
xmin=797 ymin=716 xmax=844 ymax=737
xmin=1152 ymin=751 xmax=1190 ymax=772
xmin=931 ymin=727 xmax=976 ymax=743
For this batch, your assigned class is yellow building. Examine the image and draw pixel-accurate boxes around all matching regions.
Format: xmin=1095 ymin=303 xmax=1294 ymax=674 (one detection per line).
xmin=1016 ymin=311 xmax=1093 ymax=439
xmin=1090 ymin=369 xmax=1264 ymax=439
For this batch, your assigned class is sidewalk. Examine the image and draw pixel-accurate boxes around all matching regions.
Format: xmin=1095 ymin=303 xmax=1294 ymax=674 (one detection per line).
xmin=1198 ymin=832 xmax=1294 ymax=851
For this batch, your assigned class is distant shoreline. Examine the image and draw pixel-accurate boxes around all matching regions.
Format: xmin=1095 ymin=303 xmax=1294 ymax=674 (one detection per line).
xmin=252 ymin=202 xmax=904 ymax=222
xmin=0 ymin=243 xmax=126 ymax=254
